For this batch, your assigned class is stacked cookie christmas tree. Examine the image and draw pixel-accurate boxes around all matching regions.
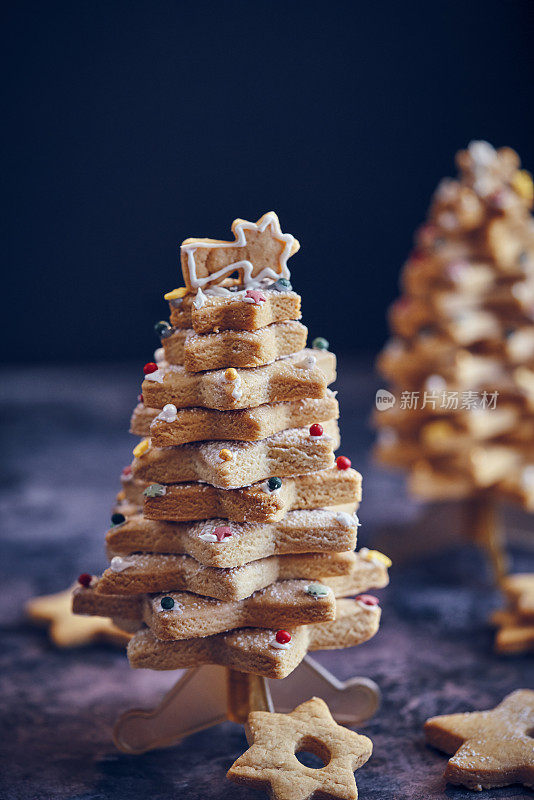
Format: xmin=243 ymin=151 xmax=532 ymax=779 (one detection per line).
xmin=375 ymin=142 xmax=534 ymax=507
xmin=74 ymin=212 xmax=390 ymax=681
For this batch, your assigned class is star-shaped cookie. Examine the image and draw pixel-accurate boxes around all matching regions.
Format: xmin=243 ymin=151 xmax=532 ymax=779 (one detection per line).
xmin=492 ymin=609 xmax=534 ymax=654
xmin=227 ymin=696 xmax=372 ymax=800
xmin=26 ymin=584 xmax=131 ymax=648
xmin=502 ymin=573 xmax=534 ymax=621
xmin=424 ymin=689 xmax=534 ymax=791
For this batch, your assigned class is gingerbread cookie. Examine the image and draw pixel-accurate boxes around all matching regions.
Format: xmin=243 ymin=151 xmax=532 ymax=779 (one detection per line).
xmin=96 ymin=550 xmax=357 ymax=601
xmin=131 ymin=422 xmax=339 ymax=489
xmin=179 ymin=212 xmax=299 ymax=292
xmin=131 ymin=392 xmax=339 ymax=447
xmin=26 ymin=583 xmax=131 ymax=648
xmin=168 ymin=286 xmax=302 ymax=333
xmin=141 ymin=349 xmax=336 ymax=411
xmin=424 ymin=689 xmax=534 ymax=791
xmin=501 ymin=573 xmax=534 ymax=620
xmin=143 ymin=580 xmax=337 ymax=640
xmin=228 ymin=696 xmax=372 ymax=800
xmin=127 ymin=597 xmax=381 ymax=678
xmin=139 ymin=464 xmax=360 ymax=523
xmin=163 ymin=320 xmax=308 ymax=372
xmin=491 ymin=609 xmax=534 ymax=654
xmin=106 ymin=508 xmax=360 ymax=568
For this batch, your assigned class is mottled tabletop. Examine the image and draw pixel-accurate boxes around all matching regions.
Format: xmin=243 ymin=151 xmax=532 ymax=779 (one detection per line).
xmin=1 ymin=362 xmax=533 ymax=800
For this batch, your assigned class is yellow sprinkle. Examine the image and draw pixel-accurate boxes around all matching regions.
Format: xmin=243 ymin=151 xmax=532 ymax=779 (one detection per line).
xmin=219 ymin=448 xmax=233 ymax=461
xmin=225 ymin=368 xmax=238 ymax=381
xmin=511 ymin=170 xmax=534 ymax=204
xmin=164 ymin=287 xmax=189 ymax=301
xmin=116 ymin=490 xmax=126 ymax=502
xmin=423 ymin=420 xmax=454 ymax=445
xmin=363 ymin=549 xmax=392 ymax=568
xmin=133 ymin=439 xmax=150 ymax=458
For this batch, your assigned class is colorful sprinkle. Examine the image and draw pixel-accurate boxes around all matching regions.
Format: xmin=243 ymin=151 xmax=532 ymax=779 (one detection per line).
xmin=312 ymin=337 xmax=329 ymax=351
xmin=360 ymin=548 xmax=392 ymax=568
xmin=244 ymin=289 xmax=266 ymax=304
xmin=309 ymin=423 xmax=323 ymax=438
xmin=225 ymin=367 xmax=238 ymax=381
xmin=77 ymin=573 xmax=92 ymax=588
xmin=164 ymin=287 xmax=188 ymax=301
xmin=219 ymin=448 xmax=233 ymax=461
xmin=267 ymin=476 xmax=282 ymax=492
xmin=143 ymin=483 xmax=167 ymax=498
xmin=276 ymin=630 xmax=291 ymax=644
xmin=296 ymin=354 xmax=317 ymax=369
xmin=154 ymin=320 xmax=172 ymax=337
xmin=305 ymin=583 xmax=330 ymax=598
xmin=137 ymin=394 xmax=144 ymax=404
xmin=143 ymin=362 xmax=158 ymax=375
xmin=111 ymin=512 xmax=126 ymax=527
xmin=272 ymin=278 xmax=292 ymax=292
xmin=336 ymin=456 xmax=351 ymax=470
xmin=213 ymin=526 xmax=233 ymax=541
xmin=122 ymin=466 xmax=132 ymax=477
xmin=133 ymin=438 xmax=150 ymax=458
xmin=511 ymin=169 xmax=534 ymax=204
xmin=158 ymin=403 xmax=177 ymax=423
xmin=355 ymin=594 xmax=379 ymax=607
xmin=160 ymin=596 xmax=175 ymax=610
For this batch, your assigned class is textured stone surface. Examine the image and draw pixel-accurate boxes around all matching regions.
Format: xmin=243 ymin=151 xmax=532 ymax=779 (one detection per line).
xmin=1 ymin=362 xmax=532 ymax=799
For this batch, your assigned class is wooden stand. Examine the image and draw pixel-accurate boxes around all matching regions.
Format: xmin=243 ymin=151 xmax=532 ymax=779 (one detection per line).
xmin=113 ymin=658 xmax=381 ymax=754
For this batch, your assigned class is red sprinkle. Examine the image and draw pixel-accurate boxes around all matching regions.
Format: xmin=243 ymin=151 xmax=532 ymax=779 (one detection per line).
xmin=78 ymin=573 xmax=92 ymax=588
xmin=355 ymin=594 xmax=379 ymax=606
xmin=122 ymin=466 xmax=132 ymax=477
xmin=309 ymin=423 xmax=323 ymax=437
xmin=245 ymin=289 xmax=266 ymax=304
xmin=137 ymin=394 xmax=144 ymax=404
xmin=336 ymin=456 xmax=351 ymax=470
xmin=143 ymin=362 xmax=158 ymax=375
xmin=213 ymin=526 xmax=233 ymax=541
xmin=275 ymin=630 xmax=291 ymax=644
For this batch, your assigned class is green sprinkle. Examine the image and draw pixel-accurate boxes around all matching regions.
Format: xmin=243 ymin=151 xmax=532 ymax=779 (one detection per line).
xmin=143 ymin=483 xmax=167 ymax=498
xmin=268 ymin=477 xmax=282 ymax=492
xmin=305 ymin=583 xmax=330 ymax=598
xmin=111 ymin=512 xmax=126 ymax=526
xmin=312 ymin=337 xmax=329 ymax=351
xmin=160 ymin=596 xmax=174 ymax=610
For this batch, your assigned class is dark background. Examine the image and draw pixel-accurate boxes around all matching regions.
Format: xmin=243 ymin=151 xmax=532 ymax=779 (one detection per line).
xmin=4 ymin=0 xmax=534 ymax=363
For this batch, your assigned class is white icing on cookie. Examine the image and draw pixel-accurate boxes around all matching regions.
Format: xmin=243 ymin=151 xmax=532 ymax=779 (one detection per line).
xmin=182 ymin=213 xmax=295 ymax=292
xmin=336 ymin=512 xmax=360 ymax=529
xmin=110 ymin=556 xmax=133 ymax=573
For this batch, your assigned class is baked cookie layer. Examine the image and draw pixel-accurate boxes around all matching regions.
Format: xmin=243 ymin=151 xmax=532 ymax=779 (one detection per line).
xmin=131 ymin=422 xmax=340 ymax=489
xmin=106 ymin=507 xmax=359 ymax=567
xmin=96 ymin=550 xmax=357 ymax=601
xmin=169 ymin=288 xmax=301 ymax=333
xmin=131 ymin=391 xmax=339 ymax=446
xmin=138 ymin=466 xmax=361 ymax=523
xmin=127 ymin=598 xmax=381 ymax=678
xmin=163 ymin=320 xmax=308 ymax=372
xmin=141 ymin=349 xmax=336 ymax=411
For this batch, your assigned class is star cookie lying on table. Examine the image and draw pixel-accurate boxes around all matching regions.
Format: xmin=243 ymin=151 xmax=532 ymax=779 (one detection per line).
xmin=26 ymin=581 xmax=131 ymax=648
xmin=227 ymin=696 xmax=372 ymax=800
xmin=424 ymin=689 xmax=534 ymax=791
